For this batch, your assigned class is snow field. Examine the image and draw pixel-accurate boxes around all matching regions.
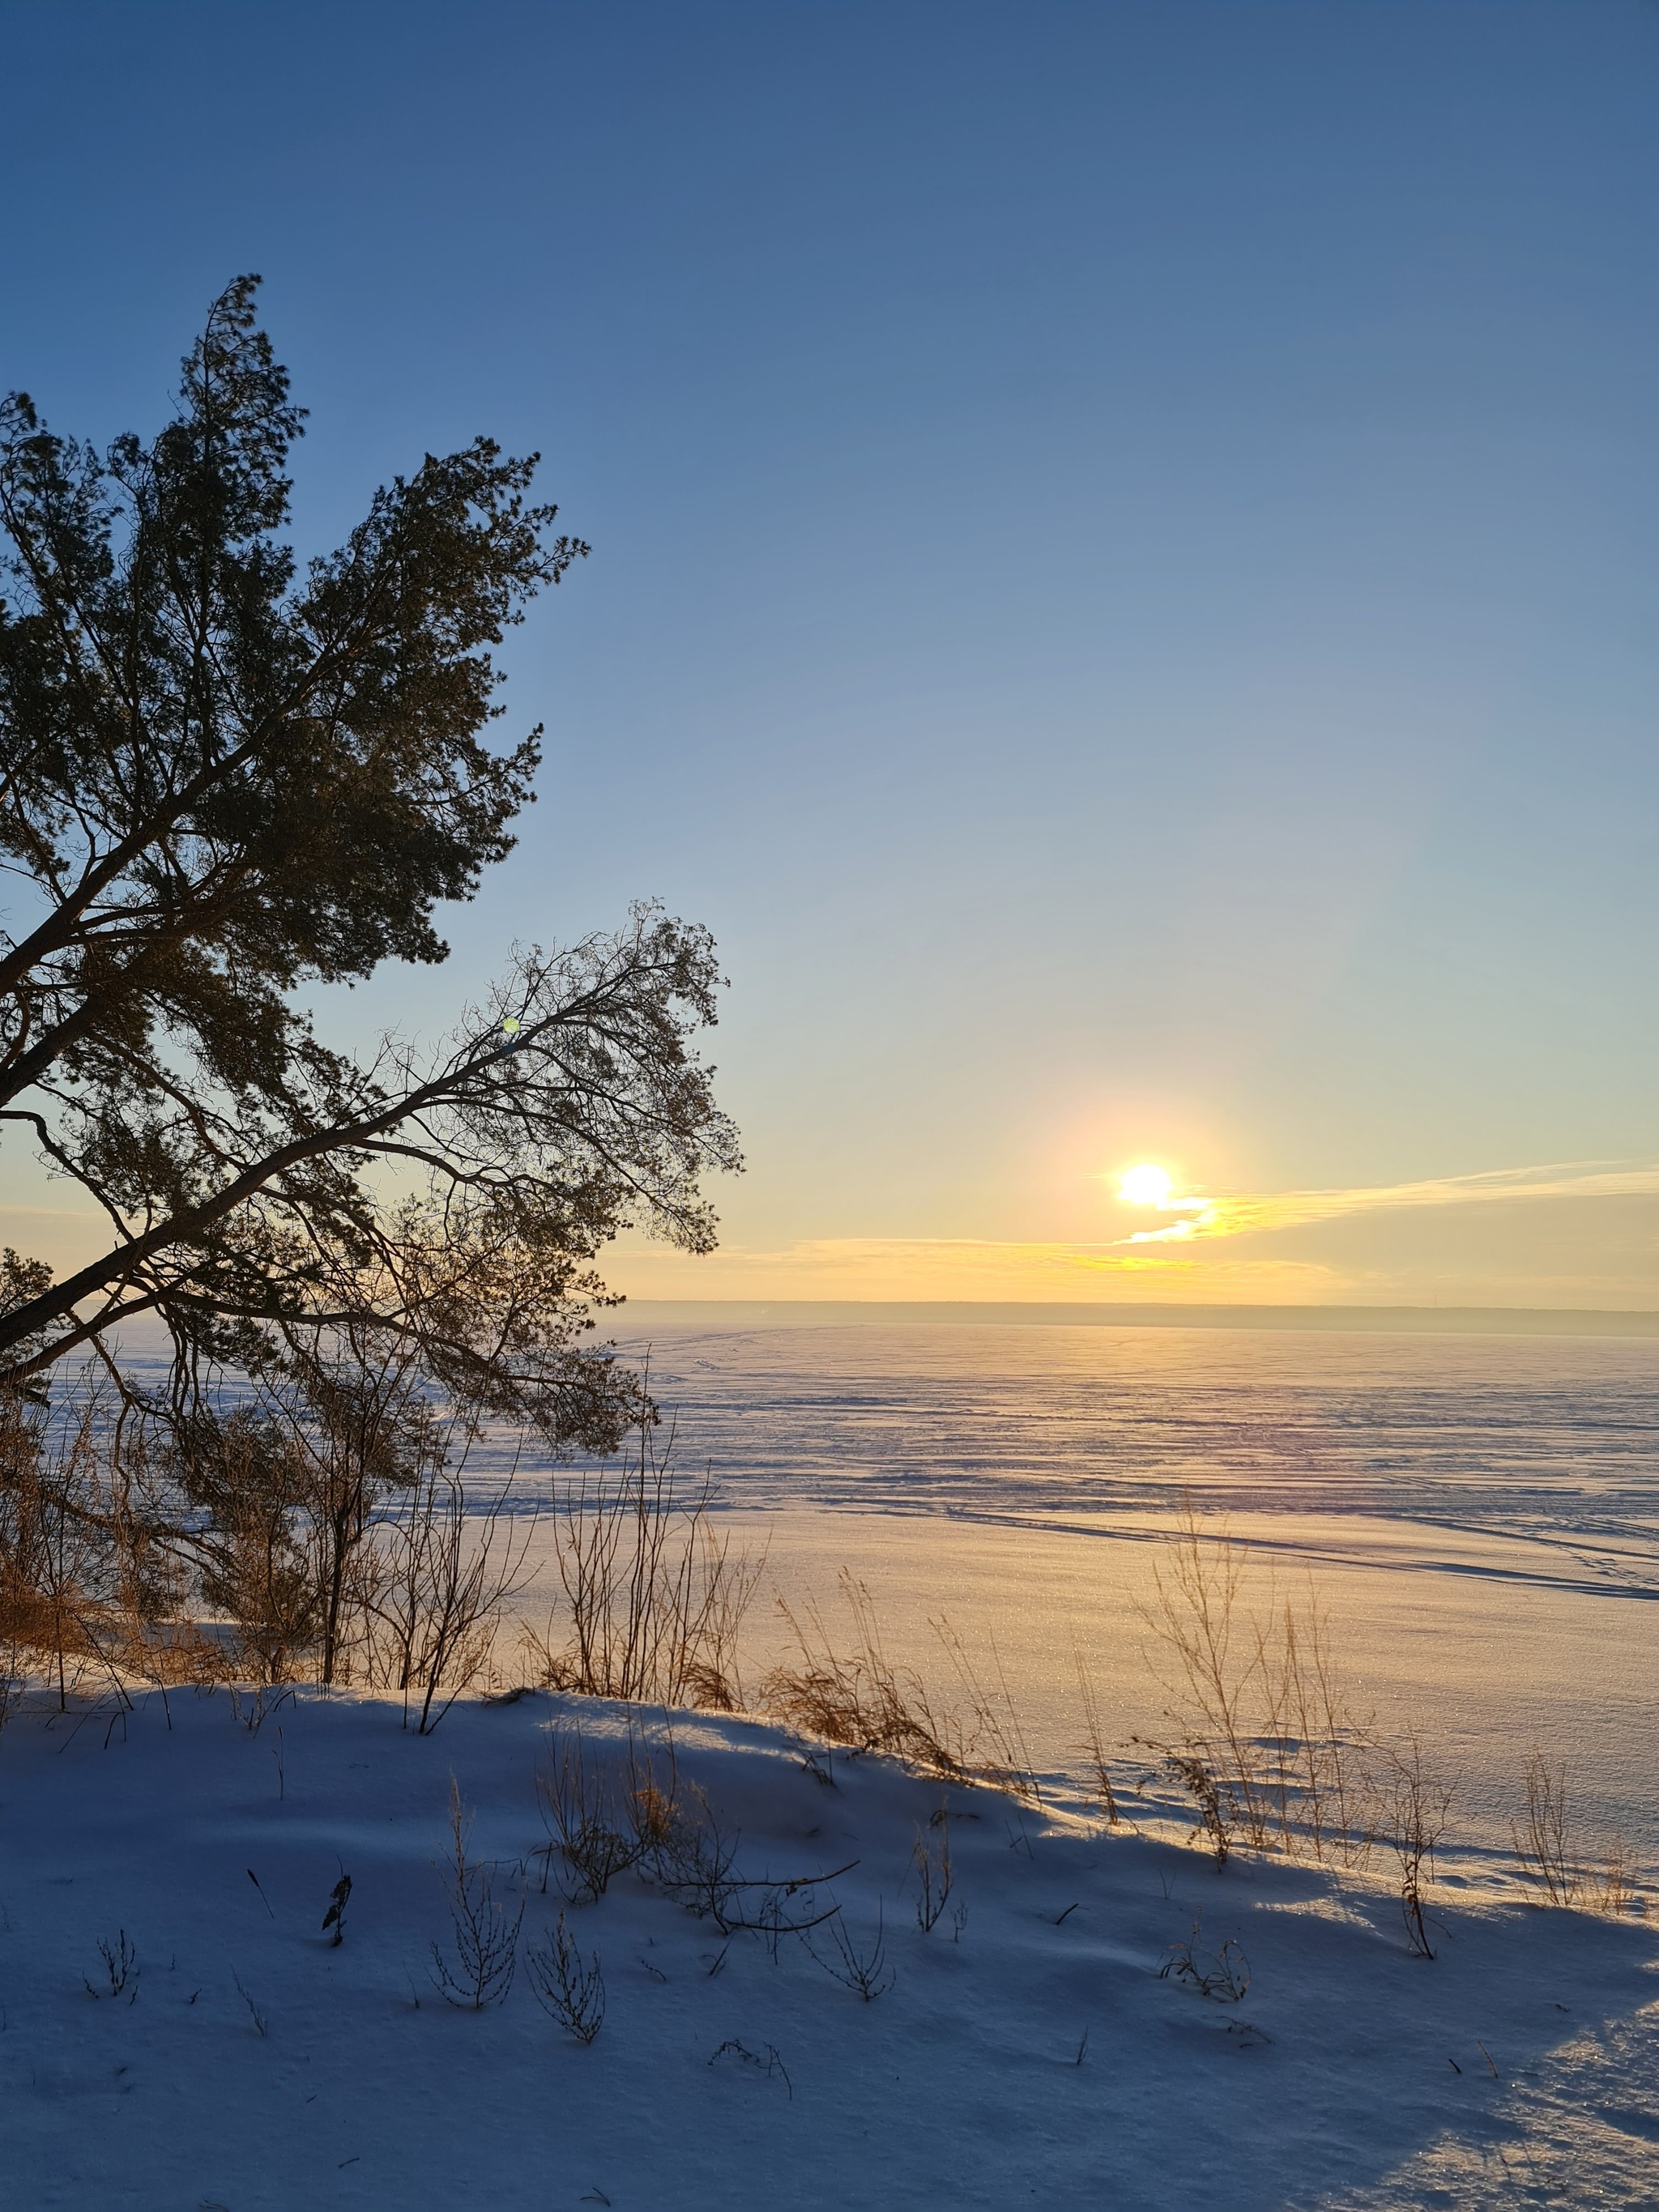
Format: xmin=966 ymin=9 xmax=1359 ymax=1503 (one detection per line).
xmin=1 ymin=1686 xmax=1655 ymax=2210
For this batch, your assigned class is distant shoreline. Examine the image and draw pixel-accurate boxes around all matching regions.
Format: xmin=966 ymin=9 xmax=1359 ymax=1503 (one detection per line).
xmin=612 ymin=1298 xmax=1659 ymax=1337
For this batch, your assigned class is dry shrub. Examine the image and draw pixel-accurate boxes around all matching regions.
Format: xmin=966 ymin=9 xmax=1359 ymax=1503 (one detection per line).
xmin=1159 ymin=1916 xmax=1251 ymax=2002
xmin=633 ymin=1771 xmax=760 ymax=1930
xmin=1164 ymin=1746 xmax=1238 ymax=1868
xmin=85 ymin=1929 xmax=139 ymax=2001
xmin=1387 ymin=1733 xmax=1455 ymax=1960
xmin=803 ymin=1903 xmax=893 ymax=2001
xmin=526 ymin=1912 xmax=605 ymax=2042
xmin=535 ymin=1720 xmax=643 ymax=1900
xmin=597 ymin=1725 xmax=854 ymax=1943
xmin=430 ymin=1778 xmax=524 ymax=2008
xmin=522 ymin=1414 xmax=761 ymax=1712
xmin=911 ymin=1810 xmax=953 ymax=1933
xmin=1137 ymin=1498 xmax=1377 ymax=1864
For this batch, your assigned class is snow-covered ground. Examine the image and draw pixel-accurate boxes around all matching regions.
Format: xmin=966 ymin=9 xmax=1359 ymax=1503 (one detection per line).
xmin=2 ymin=1685 xmax=1655 ymax=2210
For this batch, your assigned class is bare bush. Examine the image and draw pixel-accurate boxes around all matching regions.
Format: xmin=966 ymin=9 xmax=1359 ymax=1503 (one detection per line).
xmin=85 ymin=1929 xmax=139 ymax=2001
xmin=644 ymin=1782 xmax=747 ymax=1926
xmin=1386 ymin=1734 xmax=1455 ymax=1960
xmin=911 ymin=1810 xmax=954 ymax=1933
xmin=430 ymin=1779 xmax=524 ymax=2008
xmin=228 ymin=1684 xmax=292 ymax=1735
xmin=371 ymin=1464 xmax=535 ymax=1734
xmin=523 ymin=1408 xmax=761 ymax=1711
xmin=1159 ymin=1917 xmax=1251 ymax=2002
xmin=804 ymin=1903 xmax=893 ymax=2002
xmin=614 ymin=1738 xmax=852 ymax=1942
xmin=535 ymin=1722 xmax=642 ymax=1901
xmin=525 ymin=1912 xmax=605 ymax=2043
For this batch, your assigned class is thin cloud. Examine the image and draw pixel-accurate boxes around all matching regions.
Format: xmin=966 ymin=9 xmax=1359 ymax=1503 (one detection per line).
xmin=1121 ymin=1160 xmax=1659 ymax=1245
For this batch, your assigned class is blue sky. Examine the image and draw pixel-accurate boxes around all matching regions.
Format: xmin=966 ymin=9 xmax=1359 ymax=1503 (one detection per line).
xmin=4 ymin=1 xmax=1658 ymax=1304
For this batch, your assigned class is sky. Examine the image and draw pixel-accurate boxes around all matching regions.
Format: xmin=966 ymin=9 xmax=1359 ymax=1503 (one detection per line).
xmin=2 ymin=0 xmax=1657 ymax=1309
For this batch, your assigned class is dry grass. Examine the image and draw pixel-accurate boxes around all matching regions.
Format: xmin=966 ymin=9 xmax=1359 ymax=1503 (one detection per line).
xmin=760 ymin=1570 xmax=1041 ymax=1800
xmin=931 ymin=1614 xmax=1041 ymax=1803
xmin=761 ymin=1573 xmax=969 ymax=1776
xmin=1511 ymin=1752 xmax=1640 ymax=1915
xmin=1588 ymin=1837 xmax=1640 ymax=1916
xmin=1514 ymin=1750 xmax=1579 ymax=1907
xmin=1137 ymin=1498 xmax=1379 ymax=1865
xmin=1073 ymin=1641 xmax=1121 ymax=1826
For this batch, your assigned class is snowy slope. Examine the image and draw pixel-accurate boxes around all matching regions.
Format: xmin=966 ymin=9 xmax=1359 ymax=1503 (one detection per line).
xmin=2 ymin=1687 xmax=1654 ymax=2210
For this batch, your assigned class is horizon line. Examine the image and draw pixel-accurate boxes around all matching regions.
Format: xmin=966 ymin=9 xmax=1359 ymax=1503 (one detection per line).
xmin=607 ymin=1298 xmax=1659 ymax=1337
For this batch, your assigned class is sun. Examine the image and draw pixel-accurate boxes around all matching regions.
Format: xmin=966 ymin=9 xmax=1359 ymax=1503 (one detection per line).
xmin=1118 ymin=1162 xmax=1175 ymax=1208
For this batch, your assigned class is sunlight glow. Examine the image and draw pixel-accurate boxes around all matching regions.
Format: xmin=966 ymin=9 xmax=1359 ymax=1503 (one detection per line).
xmin=1118 ymin=1163 xmax=1175 ymax=1208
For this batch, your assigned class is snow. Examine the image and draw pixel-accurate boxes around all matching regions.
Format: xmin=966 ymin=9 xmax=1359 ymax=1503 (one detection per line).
xmin=2 ymin=1684 xmax=1655 ymax=2210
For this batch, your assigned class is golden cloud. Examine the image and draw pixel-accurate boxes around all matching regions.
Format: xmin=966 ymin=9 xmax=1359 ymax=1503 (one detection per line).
xmin=1121 ymin=1158 xmax=1659 ymax=1245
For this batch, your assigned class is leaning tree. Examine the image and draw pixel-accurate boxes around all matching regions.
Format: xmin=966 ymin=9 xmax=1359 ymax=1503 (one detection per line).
xmin=0 ymin=277 xmax=740 ymax=1450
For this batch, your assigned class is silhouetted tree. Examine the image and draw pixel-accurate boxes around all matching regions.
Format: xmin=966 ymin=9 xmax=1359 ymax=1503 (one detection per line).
xmin=0 ymin=278 xmax=739 ymax=1437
